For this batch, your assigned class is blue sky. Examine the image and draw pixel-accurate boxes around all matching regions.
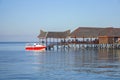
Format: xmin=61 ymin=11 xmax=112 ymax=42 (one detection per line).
xmin=0 ymin=0 xmax=120 ymax=42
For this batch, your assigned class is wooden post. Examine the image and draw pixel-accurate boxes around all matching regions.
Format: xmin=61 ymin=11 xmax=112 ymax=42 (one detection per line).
xmin=83 ymin=36 xmax=84 ymax=42
xmin=41 ymin=38 xmax=44 ymax=45
xmin=90 ymin=37 xmax=92 ymax=48
xmin=39 ymin=38 xmax=41 ymax=44
xmin=45 ymin=37 xmax=48 ymax=50
xmin=64 ymin=38 xmax=66 ymax=50
xmin=75 ymin=37 xmax=77 ymax=49
xmin=53 ymin=38 xmax=55 ymax=50
xmin=83 ymin=36 xmax=84 ymax=48
xmin=57 ymin=38 xmax=59 ymax=50
xmin=79 ymin=38 xmax=80 ymax=49
xmin=113 ymin=37 xmax=114 ymax=48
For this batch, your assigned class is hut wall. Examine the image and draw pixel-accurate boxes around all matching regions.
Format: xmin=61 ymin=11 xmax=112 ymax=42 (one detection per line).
xmin=99 ymin=36 xmax=113 ymax=44
xmin=99 ymin=36 xmax=108 ymax=44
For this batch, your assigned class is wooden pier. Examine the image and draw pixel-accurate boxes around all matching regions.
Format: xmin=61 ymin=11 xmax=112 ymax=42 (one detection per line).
xmin=45 ymin=41 xmax=120 ymax=51
xmin=37 ymin=27 xmax=120 ymax=50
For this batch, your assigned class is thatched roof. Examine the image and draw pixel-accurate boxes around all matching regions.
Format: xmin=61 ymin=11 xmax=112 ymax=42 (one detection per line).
xmin=38 ymin=27 xmax=120 ymax=39
xmin=70 ymin=27 xmax=104 ymax=38
xmin=99 ymin=27 xmax=120 ymax=37
xmin=38 ymin=30 xmax=70 ymax=38
xmin=70 ymin=27 xmax=120 ymax=38
xmin=37 ymin=30 xmax=47 ymax=38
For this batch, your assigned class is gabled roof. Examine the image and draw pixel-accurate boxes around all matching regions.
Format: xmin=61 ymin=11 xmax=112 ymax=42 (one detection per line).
xmin=38 ymin=30 xmax=70 ymax=38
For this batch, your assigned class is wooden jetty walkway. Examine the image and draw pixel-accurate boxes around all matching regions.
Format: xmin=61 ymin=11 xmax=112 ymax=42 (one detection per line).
xmin=37 ymin=27 xmax=120 ymax=50
xmin=45 ymin=41 xmax=120 ymax=50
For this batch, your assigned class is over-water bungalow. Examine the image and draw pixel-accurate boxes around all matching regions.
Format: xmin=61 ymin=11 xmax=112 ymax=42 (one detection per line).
xmin=98 ymin=27 xmax=120 ymax=44
xmin=70 ymin=27 xmax=105 ymax=44
xmin=70 ymin=27 xmax=120 ymax=44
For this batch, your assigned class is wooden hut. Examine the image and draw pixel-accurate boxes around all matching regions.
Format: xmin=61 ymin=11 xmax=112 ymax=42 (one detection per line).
xmin=70 ymin=27 xmax=120 ymax=44
xmin=70 ymin=27 xmax=104 ymax=44
xmin=99 ymin=27 xmax=120 ymax=44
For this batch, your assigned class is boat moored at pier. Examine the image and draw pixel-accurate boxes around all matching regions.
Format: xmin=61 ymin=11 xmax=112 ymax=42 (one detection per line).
xmin=25 ymin=43 xmax=46 ymax=51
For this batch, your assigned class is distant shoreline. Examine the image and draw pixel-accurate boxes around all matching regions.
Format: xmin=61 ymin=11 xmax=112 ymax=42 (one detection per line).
xmin=0 ymin=42 xmax=38 ymax=44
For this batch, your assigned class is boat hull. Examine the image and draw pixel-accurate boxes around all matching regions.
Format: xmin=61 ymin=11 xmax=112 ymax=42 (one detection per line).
xmin=25 ymin=46 xmax=46 ymax=51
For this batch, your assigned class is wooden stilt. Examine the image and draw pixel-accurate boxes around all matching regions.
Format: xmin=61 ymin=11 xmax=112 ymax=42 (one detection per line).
xmin=45 ymin=38 xmax=48 ymax=50
xmin=53 ymin=38 xmax=55 ymax=50
xmin=57 ymin=38 xmax=59 ymax=50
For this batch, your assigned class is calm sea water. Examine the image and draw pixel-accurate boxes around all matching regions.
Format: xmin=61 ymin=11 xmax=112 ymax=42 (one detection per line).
xmin=0 ymin=42 xmax=120 ymax=80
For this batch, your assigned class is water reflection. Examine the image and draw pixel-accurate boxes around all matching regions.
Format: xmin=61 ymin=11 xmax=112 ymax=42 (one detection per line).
xmin=33 ymin=48 xmax=120 ymax=79
xmin=72 ymin=49 xmax=120 ymax=78
xmin=98 ymin=49 xmax=120 ymax=61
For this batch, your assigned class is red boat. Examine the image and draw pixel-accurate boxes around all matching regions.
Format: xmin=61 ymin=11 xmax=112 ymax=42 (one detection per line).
xmin=25 ymin=43 xmax=46 ymax=51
